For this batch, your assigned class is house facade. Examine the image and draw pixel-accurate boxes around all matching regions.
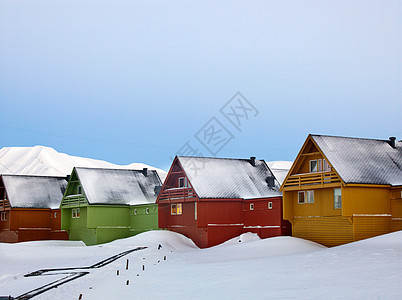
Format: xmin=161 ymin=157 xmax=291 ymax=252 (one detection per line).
xmin=0 ymin=175 xmax=68 ymax=243
xmin=60 ymin=167 xmax=161 ymax=245
xmin=281 ymin=135 xmax=402 ymax=247
xmin=157 ymin=156 xmax=291 ymax=248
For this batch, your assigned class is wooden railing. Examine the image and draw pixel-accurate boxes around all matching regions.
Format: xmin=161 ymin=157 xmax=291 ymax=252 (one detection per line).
xmin=0 ymin=199 xmax=10 ymax=210
xmin=158 ymin=188 xmax=197 ymax=202
xmin=283 ymin=171 xmax=341 ymax=190
xmin=61 ymin=195 xmax=87 ymax=207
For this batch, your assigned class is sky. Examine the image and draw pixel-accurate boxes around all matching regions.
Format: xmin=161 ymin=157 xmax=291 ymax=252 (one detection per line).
xmin=0 ymin=0 xmax=401 ymax=171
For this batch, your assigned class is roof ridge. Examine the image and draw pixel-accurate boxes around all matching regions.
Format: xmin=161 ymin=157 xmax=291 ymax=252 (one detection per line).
xmin=311 ymin=134 xmax=396 ymax=143
xmin=178 ymin=156 xmax=265 ymax=162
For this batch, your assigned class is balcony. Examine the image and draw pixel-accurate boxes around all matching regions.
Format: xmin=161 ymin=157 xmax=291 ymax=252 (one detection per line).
xmin=0 ymin=199 xmax=10 ymax=210
xmin=283 ymin=171 xmax=341 ymax=191
xmin=158 ymin=188 xmax=197 ymax=202
xmin=61 ymin=194 xmax=87 ymax=207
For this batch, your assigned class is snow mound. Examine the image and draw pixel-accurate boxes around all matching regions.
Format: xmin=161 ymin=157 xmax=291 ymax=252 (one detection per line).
xmin=0 ymin=145 xmax=167 ymax=181
xmin=217 ymin=232 xmax=261 ymax=246
xmin=105 ymin=230 xmax=199 ymax=251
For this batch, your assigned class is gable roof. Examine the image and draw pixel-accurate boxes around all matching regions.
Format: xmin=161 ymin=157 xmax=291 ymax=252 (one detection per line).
xmin=311 ymin=135 xmax=402 ymax=186
xmin=177 ymin=156 xmax=281 ymax=199
xmin=1 ymin=175 xmax=67 ymax=209
xmin=75 ymin=167 xmax=162 ymax=205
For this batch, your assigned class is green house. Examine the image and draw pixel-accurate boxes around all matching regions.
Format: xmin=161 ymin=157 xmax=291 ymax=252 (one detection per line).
xmin=61 ymin=167 xmax=162 ymax=245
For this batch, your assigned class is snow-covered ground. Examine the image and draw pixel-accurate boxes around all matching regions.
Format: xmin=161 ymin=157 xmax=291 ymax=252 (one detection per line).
xmin=0 ymin=146 xmax=167 ymax=181
xmin=1 ymin=231 xmax=401 ymax=299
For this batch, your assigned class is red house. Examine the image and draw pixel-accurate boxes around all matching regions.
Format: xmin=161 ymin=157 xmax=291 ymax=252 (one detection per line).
xmin=157 ymin=156 xmax=291 ymax=248
xmin=0 ymin=175 xmax=69 ymax=243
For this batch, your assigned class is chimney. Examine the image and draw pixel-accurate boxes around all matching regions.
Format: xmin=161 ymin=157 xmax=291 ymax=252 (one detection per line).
xmin=266 ymin=176 xmax=275 ymax=189
xmin=249 ymin=156 xmax=256 ymax=167
xmin=142 ymin=168 xmax=148 ymax=176
xmin=154 ymin=185 xmax=162 ymax=195
xmin=389 ymin=137 xmax=396 ymax=149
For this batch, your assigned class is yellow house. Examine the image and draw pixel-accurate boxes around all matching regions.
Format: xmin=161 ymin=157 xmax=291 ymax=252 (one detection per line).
xmin=281 ymin=134 xmax=402 ymax=247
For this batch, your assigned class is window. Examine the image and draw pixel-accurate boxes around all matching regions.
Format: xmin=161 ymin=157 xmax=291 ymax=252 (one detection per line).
xmin=146 ymin=208 xmax=150 ymax=215
xmin=334 ymin=188 xmax=342 ymax=209
xmin=318 ymin=159 xmax=322 ymax=172
xmin=1 ymin=212 xmax=6 ymax=221
xmin=171 ymin=203 xmax=183 ymax=215
xmin=306 ymin=190 xmax=314 ymax=203
xmin=298 ymin=191 xmax=305 ymax=204
xmin=323 ymin=159 xmax=331 ymax=172
xmin=268 ymin=202 xmax=273 ymax=209
xmin=54 ymin=212 xmax=57 ymax=218
xmin=178 ymin=177 xmax=189 ymax=188
xmin=134 ymin=209 xmax=138 ymax=215
xmin=250 ymin=203 xmax=254 ymax=210
xmin=77 ymin=186 xmax=82 ymax=194
xmin=310 ymin=160 xmax=318 ymax=172
xmin=72 ymin=208 xmax=80 ymax=218
xmin=194 ymin=202 xmax=197 ymax=220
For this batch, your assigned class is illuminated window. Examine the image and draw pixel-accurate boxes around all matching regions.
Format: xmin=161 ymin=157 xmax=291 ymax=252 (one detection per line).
xmin=171 ymin=204 xmax=182 ymax=215
xmin=250 ymin=203 xmax=254 ymax=210
xmin=334 ymin=188 xmax=342 ymax=209
xmin=268 ymin=202 xmax=273 ymax=209
xmin=72 ymin=208 xmax=80 ymax=218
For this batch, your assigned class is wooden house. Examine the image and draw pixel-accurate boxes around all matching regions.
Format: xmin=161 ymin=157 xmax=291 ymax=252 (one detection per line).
xmin=0 ymin=175 xmax=68 ymax=243
xmin=60 ymin=167 xmax=162 ymax=245
xmin=281 ymin=134 xmax=402 ymax=247
xmin=157 ymin=156 xmax=291 ymax=248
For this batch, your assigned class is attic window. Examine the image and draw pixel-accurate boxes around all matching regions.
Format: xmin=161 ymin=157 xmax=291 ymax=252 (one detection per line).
xmin=310 ymin=160 xmax=318 ymax=172
xmin=323 ymin=159 xmax=331 ymax=172
xmin=268 ymin=202 xmax=273 ymax=209
xmin=0 ymin=212 xmax=6 ymax=221
xmin=178 ymin=177 xmax=189 ymax=188
xmin=77 ymin=186 xmax=82 ymax=195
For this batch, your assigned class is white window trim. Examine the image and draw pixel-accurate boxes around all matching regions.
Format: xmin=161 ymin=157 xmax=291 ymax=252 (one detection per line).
xmin=306 ymin=190 xmax=314 ymax=203
xmin=0 ymin=211 xmax=6 ymax=221
xmin=334 ymin=188 xmax=342 ymax=209
xmin=268 ymin=202 xmax=273 ymax=209
xmin=146 ymin=208 xmax=150 ymax=215
xmin=72 ymin=208 xmax=80 ymax=218
xmin=250 ymin=203 xmax=254 ymax=210
xmin=298 ymin=191 xmax=305 ymax=204
xmin=134 ymin=209 xmax=138 ymax=215
xmin=178 ymin=177 xmax=188 ymax=188
xmin=310 ymin=160 xmax=318 ymax=173
xmin=194 ymin=202 xmax=197 ymax=221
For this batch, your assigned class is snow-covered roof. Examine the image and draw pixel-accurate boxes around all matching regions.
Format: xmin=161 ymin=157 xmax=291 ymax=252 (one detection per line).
xmin=312 ymin=135 xmax=402 ymax=186
xmin=1 ymin=175 xmax=67 ymax=209
xmin=177 ymin=156 xmax=282 ymax=199
xmin=75 ymin=167 xmax=162 ymax=205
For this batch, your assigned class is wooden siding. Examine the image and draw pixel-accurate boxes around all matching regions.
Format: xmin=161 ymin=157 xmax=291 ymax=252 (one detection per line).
xmin=390 ymin=187 xmax=402 ymax=231
xmin=353 ymin=215 xmax=391 ymax=241
xmin=292 ymin=216 xmax=353 ymax=247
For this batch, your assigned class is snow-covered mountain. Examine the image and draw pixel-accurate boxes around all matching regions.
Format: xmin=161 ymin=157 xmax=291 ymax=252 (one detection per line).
xmin=0 ymin=146 xmax=167 ymax=182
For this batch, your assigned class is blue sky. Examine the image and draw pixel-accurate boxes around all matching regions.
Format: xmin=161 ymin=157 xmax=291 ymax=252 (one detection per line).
xmin=0 ymin=0 xmax=401 ymax=171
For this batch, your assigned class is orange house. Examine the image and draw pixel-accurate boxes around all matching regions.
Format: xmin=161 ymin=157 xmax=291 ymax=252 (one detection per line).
xmin=0 ymin=175 xmax=69 ymax=243
xmin=281 ymin=135 xmax=402 ymax=247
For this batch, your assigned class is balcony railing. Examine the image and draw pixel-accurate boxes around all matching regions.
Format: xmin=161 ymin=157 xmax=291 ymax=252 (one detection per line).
xmin=283 ymin=171 xmax=341 ymax=190
xmin=158 ymin=188 xmax=197 ymax=202
xmin=61 ymin=195 xmax=87 ymax=207
xmin=0 ymin=199 xmax=10 ymax=210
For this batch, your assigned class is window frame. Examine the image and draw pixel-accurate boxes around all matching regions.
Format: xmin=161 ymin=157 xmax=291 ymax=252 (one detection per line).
xmin=72 ymin=208 xmax=80 ymax=219
xmin=77 ymin=185 xmax=82 ymax=195
xmin=268 ymin=202 xmax=273 ymax=209
xmin=146 ymin=207 xmax=150 ymax=215
xmin=0 ymin=211 xmax=6 ymax=221
xmin=178 ymin=177 xmax=188 ymax=188
xmin=334 ymin=188 xmax=342 ymax=209
xmin=310 ymin=160 xmax=318 ymax=173
xmin=306 ymin=190 xmax=314 ymax=203
xmin=250 ymin=203 xmax=254 ymax=211
xmin=298 ymin=191 xmax=305 ymax=204
xmin=323 ymin=159 xmax=331 ymax=172
xmin=194 ymin=202 xmax=197 ymax=220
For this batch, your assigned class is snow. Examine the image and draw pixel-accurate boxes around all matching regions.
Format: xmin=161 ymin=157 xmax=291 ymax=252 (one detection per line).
xmin=2 ymin=175 xmax=67 ymax=209
xmin=178 ymin=156 xmax=282 ymax=199
xmin=1 ymin=230 xmax=401 ymax=299
xmin=75 ymin=168 xmax=161 ymax=205
xmin=312 ymin=135 xmax=402 ymax=186
xmin=0 ymin=146 xmax=167 ymax=182
xmin=266 ymin=161 xmax=293 ymax=185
